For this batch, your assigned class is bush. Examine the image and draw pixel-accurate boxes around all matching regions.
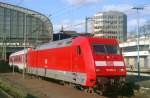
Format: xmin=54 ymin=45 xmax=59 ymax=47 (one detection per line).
xmin=0 ymin=80 xmax=37 ymax=98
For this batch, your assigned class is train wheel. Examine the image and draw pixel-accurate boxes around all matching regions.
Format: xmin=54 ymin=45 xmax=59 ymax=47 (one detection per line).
xmin=96 ymin=90 xmax=103 ymax=95
xmin=84 ymin=87 xmax=95 ymax=94
xmin=59 ymin=81 xmax=65 ymax=85
xmin=75 ymin=85 xmax=84 ymax=91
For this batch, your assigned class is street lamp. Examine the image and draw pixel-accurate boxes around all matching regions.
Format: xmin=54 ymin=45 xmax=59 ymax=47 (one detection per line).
xmin=22 ymin=13 xmax=38 ymax=79
xmin=132 ymin=7 xmax=144 ymax=81
xmin=85 ymin=17 xmax=91 ymax=33
xmin=23 ymin=13 xmax=27 ymax=79
xmin=85 ymin=16 xmax=97 ymax=33
xmin=2 ymin=33 xmax=7 ymax=61
xmin=22 ymin=13 xmax=51 ymax=79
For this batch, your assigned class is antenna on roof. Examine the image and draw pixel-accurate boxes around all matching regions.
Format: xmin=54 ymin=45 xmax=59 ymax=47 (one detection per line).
xmin=60 ymin=25 xmax=64 ymax=33
xmin=58 ymin=25 xmax=64 ymax=40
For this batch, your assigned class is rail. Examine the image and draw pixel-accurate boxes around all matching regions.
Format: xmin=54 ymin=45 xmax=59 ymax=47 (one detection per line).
xmin=0 ymin=88 xmax=14 ymax=98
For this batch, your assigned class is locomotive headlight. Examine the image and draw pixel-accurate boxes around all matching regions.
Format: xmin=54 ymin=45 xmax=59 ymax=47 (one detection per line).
xmin=113 ymin=61 xmax=124 ymax=66
xmin=95 ymin=61 xmax=107 ymax=66
xmin=106 ymin=69 xmax=116 ymax=72
xmin=120 ymin=68 xmax=125 ymax=72
xmin=96 ymin=69 xmax=101 ymax=72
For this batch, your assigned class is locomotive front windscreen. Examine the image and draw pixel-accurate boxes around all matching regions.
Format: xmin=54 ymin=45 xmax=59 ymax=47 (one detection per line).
xmin=93 ymin=44 xmax=121 ymax=55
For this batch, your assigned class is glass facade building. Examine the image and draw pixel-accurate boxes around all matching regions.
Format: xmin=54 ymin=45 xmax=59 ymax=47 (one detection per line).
xmin=93 ymin=11 xmax=127 ymax=42
xmin=0 ymin=2 xmax=53 ymax=60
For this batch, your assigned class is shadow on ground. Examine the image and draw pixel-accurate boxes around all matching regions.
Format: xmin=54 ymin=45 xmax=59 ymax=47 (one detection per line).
xmin=0 ymin=60 xmax=11 ymax=73
xmin=25 ymin=94 xmax=38 ymax=98
xmin=105 ymin=81 xmax=140 ymax=98
xmin=127 ymin=75 xmax=150 ymax=82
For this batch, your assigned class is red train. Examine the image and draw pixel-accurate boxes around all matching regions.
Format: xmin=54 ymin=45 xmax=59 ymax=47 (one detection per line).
xmin=9 ymin=36 xmax=126 ymax=94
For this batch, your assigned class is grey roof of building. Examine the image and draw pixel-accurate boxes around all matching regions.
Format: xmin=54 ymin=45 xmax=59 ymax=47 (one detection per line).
xmin=0 ymin=2 xmax=53 ymax=40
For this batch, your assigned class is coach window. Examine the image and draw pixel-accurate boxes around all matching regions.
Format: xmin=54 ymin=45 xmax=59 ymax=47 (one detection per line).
xmin=77 ymin=46 xmax=81 ymax=56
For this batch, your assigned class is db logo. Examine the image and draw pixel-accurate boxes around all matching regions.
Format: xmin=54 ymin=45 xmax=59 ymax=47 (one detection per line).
xmin=45 ymin=59 xmax=48 ymax=64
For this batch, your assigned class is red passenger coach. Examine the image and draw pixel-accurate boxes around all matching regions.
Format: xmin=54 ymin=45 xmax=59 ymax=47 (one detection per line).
xmin=9 ymin=36 xmax=126 ymax=93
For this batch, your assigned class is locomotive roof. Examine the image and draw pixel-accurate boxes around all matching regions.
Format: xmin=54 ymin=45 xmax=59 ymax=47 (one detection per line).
xmin=35 ymin=36 xmax=118 ymax=50
xmin=35 ymin=38 xmax=73 ymax=50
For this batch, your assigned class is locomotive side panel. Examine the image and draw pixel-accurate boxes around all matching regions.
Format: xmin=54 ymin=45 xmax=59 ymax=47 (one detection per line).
xmin=71 ymin=46 xmax=87 ymax=85
xmin=27 ymin=45 xmax=88 ymax=85
xmin=45 ymin=46 xmax=86 ymax=85
xmin=72 ymin=37 xmax=96 ymax=86
xmin=37 ymin=47 xmax=72 ymax=71
xmin=46 ymin=47 xmax=72 ymax=71
xmin=27 ymin=50 xmax=38 ymax=75
xmin=71 ymin=46 xmax=85 ymax=72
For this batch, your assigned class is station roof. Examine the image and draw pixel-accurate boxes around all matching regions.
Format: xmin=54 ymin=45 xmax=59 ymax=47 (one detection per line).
xmin=0 ymin=2 xmax=53 ymax=39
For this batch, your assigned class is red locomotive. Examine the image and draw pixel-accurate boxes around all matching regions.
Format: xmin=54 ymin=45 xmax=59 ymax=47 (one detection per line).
xmin=9 ymin=36 xmax=126 ymax=94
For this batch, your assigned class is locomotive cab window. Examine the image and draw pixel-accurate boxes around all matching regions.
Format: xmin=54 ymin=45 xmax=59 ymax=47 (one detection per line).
xmin=93 ymin=44 xmax=105 ymax=54
xmin=92 ymin=44 xmax=120 ymax=55
xmin=77 ymin=46 xmax=81 ymax=55
xmin=105 ymin=45 xmax=120 ymax=54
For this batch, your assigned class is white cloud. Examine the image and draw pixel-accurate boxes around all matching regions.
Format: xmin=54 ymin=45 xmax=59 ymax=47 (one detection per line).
xmin=128 ymin=18 xmax=147 ymax=32
xmin=102 ymin=4 xmax=148 ymax=33
xmin=54 ymin=18 xmax=147 ymax=34
xmin=141 ymin=6 xmax=150 ymax=15
xmin=102 ymin=4 xmax=150 ymax=16
xmin=102 ymin=4 xmax=133 ymax=14
xmin=53 ymin=24 xmax=62 ymax=33
xmin=63 ymin=0 xmax=102 ymax=5
xmin=53 ymin=19 xmax=85 ymax=33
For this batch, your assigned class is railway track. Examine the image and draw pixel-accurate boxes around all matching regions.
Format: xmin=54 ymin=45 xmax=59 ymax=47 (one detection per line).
xmin=1 ymin=72 xmax=149 ymax=98
xmin=127 ymin=72 xmax=150 ymax=77
xmin=0 ymin=88 xmax=13 ymax=98
xmin=0 ymin=73 xmax=105 ymax=98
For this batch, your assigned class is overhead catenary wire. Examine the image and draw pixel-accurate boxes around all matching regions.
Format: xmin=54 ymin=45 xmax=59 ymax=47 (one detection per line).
xmin=54 ymin=3 xmax=150 ymax=30
xmin=54 ymin=22 xmax=85 ymax=33
xmin=52 ymin=3 xmax=150 ymax=19
xmin=17 ymin=0 xmax=25 ymax=6
xmin=51 ymin=3 xmax=89 ymax=18
xmin=53 ymin=3 xmax=150 ymax=33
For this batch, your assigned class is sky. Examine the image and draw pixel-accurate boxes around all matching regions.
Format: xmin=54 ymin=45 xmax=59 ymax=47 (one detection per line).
xmin=1 ymin=0 xmax=150 ymax=34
